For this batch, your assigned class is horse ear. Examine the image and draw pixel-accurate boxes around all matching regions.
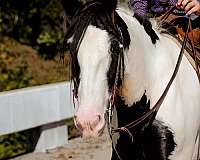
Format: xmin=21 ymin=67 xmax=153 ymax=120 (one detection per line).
xmin=61 ymin=0 xmax=83 ymax=20
xmin=97 ymin=0 xmax=118 ymax=10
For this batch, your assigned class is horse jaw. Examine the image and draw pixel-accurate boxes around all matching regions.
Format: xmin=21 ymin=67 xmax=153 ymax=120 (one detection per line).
xmin=75 ymin=25 xmax=111 ymax=138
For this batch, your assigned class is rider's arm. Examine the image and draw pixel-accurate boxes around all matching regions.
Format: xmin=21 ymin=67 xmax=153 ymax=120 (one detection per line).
xmin=128 ymin=0 xmax=149 ymax=17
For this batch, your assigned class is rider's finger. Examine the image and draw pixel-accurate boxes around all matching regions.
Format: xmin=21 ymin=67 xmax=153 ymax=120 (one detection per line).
xmin=181 ymin=0 xmax=192 ymax=8
xmin=186 ymin=5 xmax=199 ymax=15
xmin=185 ymin=1 xmax=195 ymax=13
xmin=177 ymin=0 xmax=183 ymax=6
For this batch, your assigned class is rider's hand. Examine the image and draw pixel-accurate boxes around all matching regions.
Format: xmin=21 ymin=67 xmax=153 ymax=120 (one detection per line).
xmin=176 ymin=0 xmax=200 ymax=15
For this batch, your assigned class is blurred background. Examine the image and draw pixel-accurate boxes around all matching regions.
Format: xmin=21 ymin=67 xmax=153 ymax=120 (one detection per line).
xmin=0 ymin=0 xmax=69 ymax=93
xmin=0 ymin=0 xmax=127 ymax=159
xmin=0 ymin=0 xmax=68 ymax=159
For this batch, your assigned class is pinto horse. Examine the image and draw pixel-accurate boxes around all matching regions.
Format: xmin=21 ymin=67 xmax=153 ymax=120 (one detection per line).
xmin=62 ymin=0 xmax=200 ymax=159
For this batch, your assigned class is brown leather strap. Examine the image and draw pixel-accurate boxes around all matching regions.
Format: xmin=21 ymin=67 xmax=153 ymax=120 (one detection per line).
xmin=188 ymin=19 xmax=200 ymax=82
xmin=113 ymin=14 xmax=200 ymax=159
xmin=160 ymin=6 xmax=200 ymax=81
xmin=159 ymin=6 xmax=177 ymax=22
xmin=113 ymin=13 xmax=192 ymax=133
xmin=110 ymin=6 xmax=200 ymax=160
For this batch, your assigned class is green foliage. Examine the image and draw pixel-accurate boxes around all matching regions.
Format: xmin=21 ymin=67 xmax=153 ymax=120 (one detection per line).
xmin=0 ymin=36 xmax=69 ymax=91
xmin=0 ymin=0 xmax=64 ymax=58
xmin=0 ymin=44 xmax=32 ymax=91
xmin=0 ymin=133 xmax=27 ymax=159
xmin=0 ymin=128 xmax=41 ymax=160
xmin=0 ymin=62 xmax=32 ymax=91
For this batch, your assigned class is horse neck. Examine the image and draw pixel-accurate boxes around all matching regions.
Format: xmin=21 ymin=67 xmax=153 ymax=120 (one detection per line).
xmin=118 ymin=9 xmax=178 ymax=106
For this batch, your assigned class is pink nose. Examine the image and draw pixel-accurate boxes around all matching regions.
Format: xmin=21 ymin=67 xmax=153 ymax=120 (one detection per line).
xmin=74 ymin=111 xmax=105 ymax=137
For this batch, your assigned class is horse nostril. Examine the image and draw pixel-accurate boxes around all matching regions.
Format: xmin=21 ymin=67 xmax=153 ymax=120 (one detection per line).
xmin=97 ymin=115 xmax=102 ymax=125
xmin=90 ymin=115 xmax=102 ymax=130
xmin=97 ymin=115 xmax=101 ymax=121
xmin=74 ymin=113 xmax=104 ymax=134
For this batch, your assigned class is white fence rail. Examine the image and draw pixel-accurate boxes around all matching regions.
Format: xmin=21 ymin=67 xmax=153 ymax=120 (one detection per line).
xmin=0 ymin=82 xmax=74 ymax=152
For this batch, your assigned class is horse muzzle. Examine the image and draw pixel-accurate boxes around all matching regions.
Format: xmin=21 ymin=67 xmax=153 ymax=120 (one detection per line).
xmin=74 ymin=110 xmax=105 ymax=138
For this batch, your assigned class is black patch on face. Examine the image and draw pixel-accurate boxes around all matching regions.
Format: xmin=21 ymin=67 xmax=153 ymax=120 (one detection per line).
xmin=111 ymin=94 xmax=176 ymax=160
xmin=107 ymin=38 xmax=124 ymax=91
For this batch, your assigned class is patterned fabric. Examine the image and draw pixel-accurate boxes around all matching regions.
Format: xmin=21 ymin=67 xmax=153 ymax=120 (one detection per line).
xmin=128 ymin=0 xmax=191 ymax=17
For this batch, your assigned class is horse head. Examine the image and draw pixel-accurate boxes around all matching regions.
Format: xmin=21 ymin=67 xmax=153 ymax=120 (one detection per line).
xmin=62 ymin=0 xmax=130 ymax=138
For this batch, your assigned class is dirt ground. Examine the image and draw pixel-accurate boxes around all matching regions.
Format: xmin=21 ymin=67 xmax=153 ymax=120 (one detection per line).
xmin=11 ymin=133 xmax=112 ymax=160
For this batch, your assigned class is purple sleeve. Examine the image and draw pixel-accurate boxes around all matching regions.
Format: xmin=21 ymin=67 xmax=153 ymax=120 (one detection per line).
xmin=128 ymin=0 xmax=148 ymax=17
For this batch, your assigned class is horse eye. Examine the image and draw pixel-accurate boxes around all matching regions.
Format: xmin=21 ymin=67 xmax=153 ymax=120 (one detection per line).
xmin=110 ymin=39 xmax=123 ymax=55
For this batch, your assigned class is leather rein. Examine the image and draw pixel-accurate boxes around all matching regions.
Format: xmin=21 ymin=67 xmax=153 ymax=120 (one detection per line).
xmin=106 ymin=6 xmax=199 ymax=160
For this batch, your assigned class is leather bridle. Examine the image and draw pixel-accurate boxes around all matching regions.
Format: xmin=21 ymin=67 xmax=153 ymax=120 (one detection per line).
xmin=106 ymin=6 xmax=199 ymax=160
